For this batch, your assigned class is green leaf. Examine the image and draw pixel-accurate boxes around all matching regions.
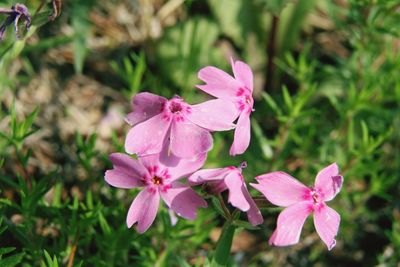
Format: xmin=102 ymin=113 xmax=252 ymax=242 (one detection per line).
xmin=43 ymin=250 xmax=53 ymax=266
xmin=52 ymin=183 xmax=62 ymax=207
xmin=282 ymin=85 xmax=293 ymax=110
xmin=156 ymin=17 xmax=223 ymax=91
xmin=208 ymin=0 xmax=263 ymax=47
xmin=98 ymin=211 xmax=111 ymax=235
xmin=0 ymin=248 xmax=16 ymax=255
xmin=258 ymin=0 xmax=296 ymax=15
xmin=70 ymin=0 xmax=93 ymax=73
xmin=262 ymin=92 xmax=282 ymax=115
xmin=211 ymin=222 xmax=235 ymax=267
xmin=252 ymin=118 xmax=273 ymax=160
xmin=20 ymin=107 xmax=39 ymax=140
xmin=277 ymin=0 xmax=317 ymax=55
xmin=211 ymin=197 xmax=228 ymax=219
xmin=0 ymin=252 xmax=25 ymax=267
xmin=361 ymin=120 xmax=369 ymax=146
xmin=52 ymin=255 xmax=59 ymax=267
xmin=233 ymin=220 xmax=261 ymax=230
xmin=0 ymin=25 xmax=38 ymax=84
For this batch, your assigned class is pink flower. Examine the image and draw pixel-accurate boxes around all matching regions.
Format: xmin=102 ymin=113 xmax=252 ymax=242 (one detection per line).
xmin=105 ymin=152 xmax=208 ymax=233
xmin=124 ymin=92 xmax=237 ymax=159
xmin=197 ymin=59 xmax=254 ymax=156
xmin=251 ymin=163 xmax=343 ymax=250
xmin=189 ymin=162 xmax=263 ymax=226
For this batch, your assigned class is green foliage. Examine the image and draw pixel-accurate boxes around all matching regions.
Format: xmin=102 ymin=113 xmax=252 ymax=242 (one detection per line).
xmin=111 ymin=51 xmax=147 ymax=98
xmin=156 ymin=17 xmax=224 ymax=92
xmin=0 ymin=0 xmax=399 ymax=266
xmin=70 ymin=0 xmax=94 ymax=73
xmin=211 ymin=222 xmax=235 ymax=267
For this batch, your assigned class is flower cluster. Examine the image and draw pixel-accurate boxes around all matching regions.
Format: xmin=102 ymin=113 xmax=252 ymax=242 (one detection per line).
xmin=105 ymin=59 xmax=343 ymax=250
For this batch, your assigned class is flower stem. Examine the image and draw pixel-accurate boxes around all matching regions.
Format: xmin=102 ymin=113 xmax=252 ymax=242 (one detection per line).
xmin=217 ymin=194 xmax=231 ymax=219
xmin=211 ymin=221 xmax=236 ymax=267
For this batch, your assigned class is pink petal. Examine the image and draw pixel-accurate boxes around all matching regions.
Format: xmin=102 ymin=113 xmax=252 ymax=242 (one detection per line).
xmin=105 ymin=153 xmax=147 ymax=188
xmin=109 ymin=153 xmax=148 ymax=177
xmin=186 ymin=99 xmax=238 ymax=131
xmin=242 ymin=186 xmax=263 ymax=226
xmin=160 ymin=184 xmax=207 ymax=220
xmin=170 ymin=121 xmax=213 ymax=158
xmin=139 ymin=151 xmax=206 ymax=181
xmin=231 ymin=59 xmax=253 ymax=91
xmin=251 ymin=172 xmax=310 ymax=207
xmin=313 ymin=204 xmax=340 ymax=250
xmin=126 ymin=188 xmax=160 ymax=233
xmin=125 ymin=113 xmax=171 ymax=156
xmin=167 ymin=153 xmax=207 ymax=181
xmin=168 ymin=209 xmax=178 ymax=226
xmin=197 ymin=66 xmax=241 ymax=99
xmin=158 ymin=135 xmax=182 ymax=167
xmin=229 ymin=112 xmax=251 ymax=156
xmin=269 ymin=201 xmax=312 ymax=247
xmin=315 ymin=163 xmax=343 ymax=202
xmin=224 ymin=171 xmax=250 ymax=211
xmin=125 ymin=92 xmax=166 ymax=126
xmin=188 ymin=168 xmax=230 ymax=183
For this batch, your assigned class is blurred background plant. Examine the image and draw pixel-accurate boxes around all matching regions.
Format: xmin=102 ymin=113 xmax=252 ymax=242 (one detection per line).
xmin=0 ymin=0 xmax=399 ymax=266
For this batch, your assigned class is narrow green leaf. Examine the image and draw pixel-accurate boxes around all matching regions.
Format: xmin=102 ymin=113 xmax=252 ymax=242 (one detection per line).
xmin=86 ymin=190 xmax=93 ymax=210
xmin=211 ymin=197 xmax=228 ymax=219
xmin=98 ymin=212 xmax=111 ymax=235
xmin=348 ymin=118 xmax=354 ymax=151
xmin=22 ymin=107 xmax=39 ymax=134
xmin=233 ymin=220 xmax=261 ymax=230
xmin=52 ymin=183 xmax=62 ymax=208
xmin=52 ymin=255 xmax=59 ymax=267
xmin=282 ymin=85 xmax=293 ymax=110
xmin=130 ymin=51 xmax=146 ymax=96
xmin=262 ymin=92 xmax=282 ymax=115
xmin=251 ymin=118 xmax=273 ymax=159
xmin=361 ymin=120 xmax=369 ymax=146
xmin=0 ymin=252 xmax=25 ymax=267
xmin=43 ymin=250 xmax=52 ymax=266
xmin=0 ymin=248 xmax=16 ymax=255
xmin=211 ymin=222 xmax=235 ymax=267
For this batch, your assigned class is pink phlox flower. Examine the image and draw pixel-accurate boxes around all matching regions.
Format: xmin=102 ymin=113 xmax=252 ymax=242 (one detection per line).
xmin=189 ymin=162 xmax=263 ymax=226
xmin=124 ymin=92 xmax=237 ymax=159
xmin=197 ymin=58 xmax=254 ymax=156
xmin=250 ymin=163 xmax=343 ymax=250
xmin=105 ymin=152 xmax=208 ymax=233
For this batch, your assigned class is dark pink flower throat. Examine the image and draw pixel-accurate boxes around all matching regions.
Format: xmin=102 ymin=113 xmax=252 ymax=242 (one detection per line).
xmin=169 ymin=102 xmax=183 ymax=113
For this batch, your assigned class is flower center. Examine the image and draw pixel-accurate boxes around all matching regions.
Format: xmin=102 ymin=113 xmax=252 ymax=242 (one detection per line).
xmin=311 ymin=189 xmax=321 ymax=204
xmin=245 ymin=95 xmax=251 ymax=105
xmin=151 ymin=176 xmax=163 ymax=185
xmin=163 ymin=98 xmax=191 ymax=123
xmin=236 ymin=88 xmax=253 ymax=112
xmin=169 ymin=101 xmax=183 ymax=113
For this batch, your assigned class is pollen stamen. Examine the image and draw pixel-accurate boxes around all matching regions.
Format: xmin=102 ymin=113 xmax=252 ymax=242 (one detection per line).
xmin=151 ymin=176 xmax=163 ymax=185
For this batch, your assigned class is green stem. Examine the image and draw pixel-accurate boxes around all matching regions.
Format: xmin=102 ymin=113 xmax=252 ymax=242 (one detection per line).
xmin=211 ymin=221 xmax=236 ymax=267
xmin=217 ymin=194 xmax=231 ymax=219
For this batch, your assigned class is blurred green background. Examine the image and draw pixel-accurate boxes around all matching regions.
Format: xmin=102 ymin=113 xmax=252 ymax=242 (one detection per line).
xmin=0 ymin=0 xmax=399 ymax=266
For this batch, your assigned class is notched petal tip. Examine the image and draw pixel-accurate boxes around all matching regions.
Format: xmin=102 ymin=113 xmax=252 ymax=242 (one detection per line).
xmin=331 ymin=175 xmax=343 ymax=194
xmin=126 ymin=217 xmax=134 ymax=228
xmin=104 ymin=170 xmax=112 ymax=182
xmin=108 ymin=152 xmax=123 ymax=161
xmin=328 ymin=239 xmax=337 ymax=251
xmin=229 ymin=56 xmax=235 ymax=67
xmin=124 ymin=113 xmax=135 ymax=126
